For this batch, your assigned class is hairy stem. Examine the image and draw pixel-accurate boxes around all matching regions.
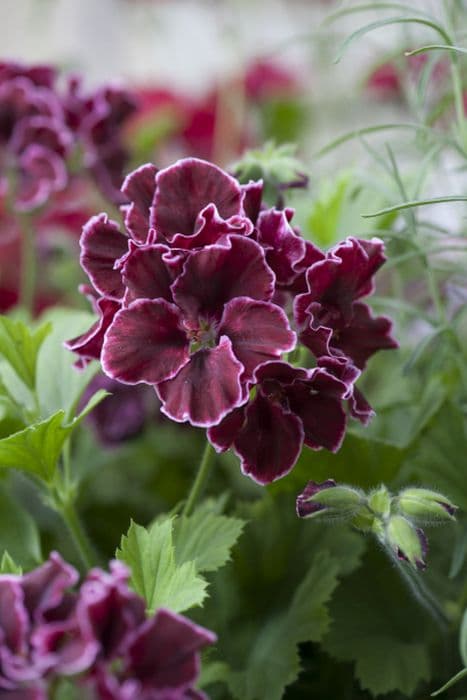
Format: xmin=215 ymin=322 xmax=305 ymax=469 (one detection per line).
xmin=385 ymin=545 xmax=449 ymax=634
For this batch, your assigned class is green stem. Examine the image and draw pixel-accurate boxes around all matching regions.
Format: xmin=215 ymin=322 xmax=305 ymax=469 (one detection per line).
xmin=58 ymin=499 xmax=95 ymax=571
xmin=182 ymin=442 xmax=215 ymax=518
xmin=385 ymin=545 xmax=449 ymax=634
xmin=19 ymin=214 xmax=36 ymax=317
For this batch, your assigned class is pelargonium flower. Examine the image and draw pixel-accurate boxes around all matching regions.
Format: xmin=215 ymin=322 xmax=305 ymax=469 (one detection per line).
xmin=294 ymin=237 xmax=398 ymax=368
xmin=0 ymin=555 xmax=216 ymax=699
xmin=102 ymin=234 xmax=296 ymax=427
xmin=68 ymin=155 xmax=396 ymax=482
xmin=64 ymin=77 xmax=138 ymax=204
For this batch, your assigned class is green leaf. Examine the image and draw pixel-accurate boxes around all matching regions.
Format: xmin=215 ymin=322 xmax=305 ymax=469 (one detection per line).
xmin=0 ymin=551 xmax=22 ymax=575
xmin=35 ymin=308 xmax=99 ymax=419
xmin=174 ymin=499 xmax=245 ymax=573
xmin=0 ymin=486 xmax=41 ymax=567
xmin=323 ymin=548 xmax=433 ymax=696
xmin=116 ymin=517 xmax=207 ymax=614
xmin=401 ymin=401 xmax=467 ymax=510
xmin=305 ymin=173 xmax=350 ymax=246
xmin=0 ymin=316 xmax=51 ymax=391
xmin=0 ymin=390 xmax=108 ymax=483
xmin=227 ymin=551 xmax=340 ymax=700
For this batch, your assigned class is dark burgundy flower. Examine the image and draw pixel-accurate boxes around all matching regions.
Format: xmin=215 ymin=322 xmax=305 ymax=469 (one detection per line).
xmin=294 ymin=237 xmax=397 ymax=368
xmin=101 ymin=234 xmax=295 ymax=427
xmin=208 ymin=358 xmax=355 ymax=484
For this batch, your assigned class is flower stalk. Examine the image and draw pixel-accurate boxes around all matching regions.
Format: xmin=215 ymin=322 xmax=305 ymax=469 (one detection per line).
xmin=182 ymin=441 xmax=216 ymax=518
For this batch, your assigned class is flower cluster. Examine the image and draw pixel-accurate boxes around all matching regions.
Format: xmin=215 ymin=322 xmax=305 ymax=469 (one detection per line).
xmin=67 ymin=156 xmax=397 ymax=484
xmin=0 ymin=60 xmax=136 ymax=212
xmin=0 ymin=553 xmax=215 ymax=699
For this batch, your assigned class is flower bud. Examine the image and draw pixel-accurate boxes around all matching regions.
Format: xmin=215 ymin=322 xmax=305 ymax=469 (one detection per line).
xmin=296 ymin=480 xmax=363 ymax=520
xmin=368 ymin=485 xmax=391 ymax=518
xmin=386 ymin=515 xmax=427 ymax=570
xmin=397 ymin=488 xmax=457 ymax=523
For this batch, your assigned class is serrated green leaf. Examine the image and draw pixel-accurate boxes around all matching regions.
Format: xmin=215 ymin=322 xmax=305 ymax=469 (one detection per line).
xmin=227 ymin=550 xmax=340 ymax=700
xmin=0 ymin=390 xmax=108 ymax=483
xmin=0 ymin=316 xmax=51 ymax=391
xmin=116 ymin=518 xmax=207 ymax=613
xmin=323 ymin=548 xmax=433 ymax=696
xmin=0 ymin=551 xmax=22 ymax=575
xmin=35 ymin=308 xmax=99 ymax=419
xmin=174 ymin=500 xmax=245 ymax=573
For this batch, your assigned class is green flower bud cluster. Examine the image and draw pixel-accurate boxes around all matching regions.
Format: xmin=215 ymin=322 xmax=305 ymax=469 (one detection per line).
xmin=297 ymin=481 xmax=457 ymax=570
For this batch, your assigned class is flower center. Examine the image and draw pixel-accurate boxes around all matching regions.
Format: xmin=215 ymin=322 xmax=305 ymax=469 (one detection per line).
xmin=185 ymin=318 xmax=218 ymax=354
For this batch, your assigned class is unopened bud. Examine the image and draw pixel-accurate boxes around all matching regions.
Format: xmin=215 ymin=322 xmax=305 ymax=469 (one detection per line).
xmin=386 ymin=515 xmax=427 ymax=570
xmin=397 ymin=488 xmax=457 ymax=523
xmin=368 ymin=485 xmax=391 ymax=518
xmin=296 ymin=480 xmax=363 ymax=520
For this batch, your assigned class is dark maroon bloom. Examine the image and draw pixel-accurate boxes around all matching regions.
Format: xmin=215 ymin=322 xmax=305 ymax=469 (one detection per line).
xmin=101 ymin=234 xmax=295 ymax=427
xmin=294 ymin=237 xmax=397 ymax=368
xmin=0 ymin=557 xmax=216 ymax=699
xmin=64 ymin=78 xmax=138 ymax=204
xmin=296 ymin=479 xmax=337 ymax=518
xmin=208 ymin=359 xmax=354 ymax=484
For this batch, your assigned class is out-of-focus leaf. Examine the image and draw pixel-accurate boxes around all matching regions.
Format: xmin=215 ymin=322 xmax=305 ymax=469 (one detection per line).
xmin=36 ymin=308 xmax=98 ymax=419
xmin=0 ymin=486 xmax=41 ymax=567
xmin=0 ymin=316 xmax=50 ymax=391
xmin=0 ymin=551 xmax=22 ymax=575
xmin=0 ymin=390 xmax=107 ymax=484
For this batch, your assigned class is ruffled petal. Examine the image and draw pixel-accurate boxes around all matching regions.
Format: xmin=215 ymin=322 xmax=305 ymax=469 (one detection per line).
xmin=169 ymin=203 xmax=253 ymax=250
xmin=207 ymin=405 xmax=246 ymax=452
xmin=332 ymin=301 xmax=398 ymax=369
xmin=127 ymin=608 xmax=216 ymax=689
xmin=304 ymin=236 xmax=386 ymax=323
xmin=121 ymin=163 xmax=158 ymax=242
xmin=65 ymin=297 xmax=121 ymax=365
xmin=121 ymin=242 xmax=175 ymax=304
xmin=172 ymin=235 xmax=275 ymax=321
xmin=287 ymin=370 xmax=348 ymax=452
xmin=233 ymin=391 xmax=304 ymax=484
xmin=256 ymin=208 xmax=306 ymax=285
xmin=157 ymin=336 xmax=244 ymax=427
xmin=151 ymin=157 xmax=242 ymax=239
xmin=101 ymin=299 xmax=189 ymax=385
xmin=80 ymin=214 xmax=128 ymax=300
xmin=219 ymin=297 xmax=296 ymax=380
